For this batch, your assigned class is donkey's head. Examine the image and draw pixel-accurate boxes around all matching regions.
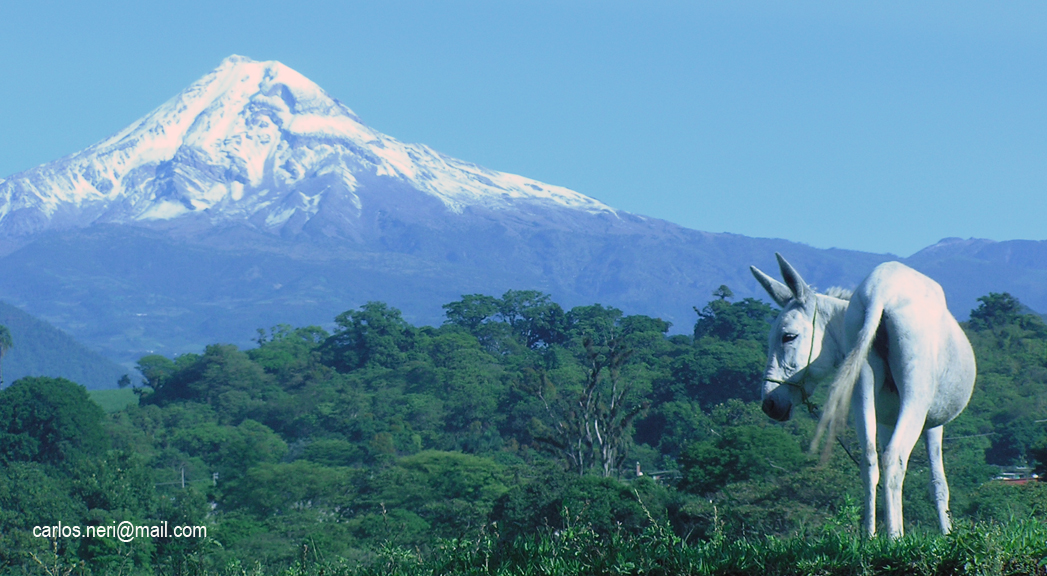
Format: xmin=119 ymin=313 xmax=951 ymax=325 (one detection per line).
xmin=750 ymin=254 xmax=837 ymax=421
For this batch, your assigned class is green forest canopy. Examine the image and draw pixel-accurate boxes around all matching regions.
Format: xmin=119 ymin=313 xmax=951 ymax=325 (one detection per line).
xmin=1 ymin=288 xmax=1045 ymax=573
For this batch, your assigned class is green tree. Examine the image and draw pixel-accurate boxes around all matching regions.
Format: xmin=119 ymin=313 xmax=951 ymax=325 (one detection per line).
xmin=349 ymin=451 xmax=509 ymax=545
xmin=969 ymin=292 xmax=1024 ymax=332
xmin=961 ymin=292 xmax=1047 ymax=465
xmin=248 ymin=324 xmax=328 ymax=378
xmin=678 ymin=401 xmax=806 ymax=495
xmin=969 ymin=292 xmax=1047 ymax=338
xmin=693 ymin=297 xmax=776 ymax=343
xmin=1031 ymin=436 xmax=1047 ymax=477
xmin=0 ymin=377 xmax=107 ymax=464
xmin=668 ymin=338 xmax=765 ymax=407
xmin=497 ymin=290 xmax=567 ymax=348
xmin=321 ymin=302 xmax=417 ymax=371
xmin=0 ymin=462 xmax=87 ymax=567
xmin=618 ymin=314 xmax=672 ymax=338
xmin=137 ymin=354 xmax=175 ymax=389
xmin=143 ymin=345 xmax=280 ymax=423
xmin=226 ymin=459 xmax=358 ymax=517
xmin=491 ymin=463 xmax=672 ymax=541
xmin=565 ymin=304 xmax=624 ymax=343
xmin=443 ymin=294 xmax=500 ymax=331
xmin=713 ymin=284 xmax=734 ymax=300
xmin=170 ymin=419 xmax=287 ymax=481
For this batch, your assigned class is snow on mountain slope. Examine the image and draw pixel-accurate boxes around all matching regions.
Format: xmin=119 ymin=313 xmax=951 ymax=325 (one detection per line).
xmin=0 ymin=55 xmax=614 ymax=237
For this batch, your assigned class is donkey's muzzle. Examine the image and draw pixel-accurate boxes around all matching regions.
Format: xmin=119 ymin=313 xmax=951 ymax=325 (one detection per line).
xmin=762 ymin=395 xmax=791 ymax=422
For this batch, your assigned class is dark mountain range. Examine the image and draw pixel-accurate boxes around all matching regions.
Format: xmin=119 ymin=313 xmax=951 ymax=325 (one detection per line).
xmin=0 ymin=300 xmax=127 ymax=389
xmin=905 ymin=237 xmax=1047 ymax=319
xmin=0 ymin=56 xmax=1042 ymax=368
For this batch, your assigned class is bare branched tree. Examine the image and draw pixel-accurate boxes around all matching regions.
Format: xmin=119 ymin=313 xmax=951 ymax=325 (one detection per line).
xmin=525 ymin=337 xmax=648 ymax=477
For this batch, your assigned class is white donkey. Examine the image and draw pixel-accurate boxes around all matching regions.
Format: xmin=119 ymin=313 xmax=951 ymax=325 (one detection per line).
xmin=750 ymin=253 xmax=976 ymax=538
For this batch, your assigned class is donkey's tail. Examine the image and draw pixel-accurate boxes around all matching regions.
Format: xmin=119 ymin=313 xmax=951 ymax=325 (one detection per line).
xmin=811 ymin=297 xmax=884 ymax=462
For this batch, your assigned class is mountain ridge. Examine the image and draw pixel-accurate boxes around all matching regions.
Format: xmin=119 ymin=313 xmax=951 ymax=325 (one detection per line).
xmin=0 ymin=55 xmax=1044 ymax=367
xmin=0 ymin=300 xmax=127 ymax=389
xmin=0 ymin=55 xmax=614 ymax=241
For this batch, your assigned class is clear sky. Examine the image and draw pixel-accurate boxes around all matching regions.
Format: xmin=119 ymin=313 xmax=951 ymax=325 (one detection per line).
xmin=1 ymin=1 xmax=1044 ymax=257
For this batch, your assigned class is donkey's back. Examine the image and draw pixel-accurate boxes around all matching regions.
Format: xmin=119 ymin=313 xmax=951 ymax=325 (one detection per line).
xmin=844 ymin=261 xmax=976 ymax=428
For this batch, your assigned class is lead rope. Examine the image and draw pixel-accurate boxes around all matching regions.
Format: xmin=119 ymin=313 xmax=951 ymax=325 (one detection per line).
xmin=764 ymin=305 xmax=819 ymax=415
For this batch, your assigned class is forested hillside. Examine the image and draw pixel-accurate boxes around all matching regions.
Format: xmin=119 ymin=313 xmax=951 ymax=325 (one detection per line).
xmin=0 ymin=300 xmax=128 ymax=389
xmin=1 ymin=289 xmax=1045 ymax=573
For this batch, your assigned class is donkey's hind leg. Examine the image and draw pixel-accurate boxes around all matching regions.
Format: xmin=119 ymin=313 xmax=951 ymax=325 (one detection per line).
xmin=925 ymin=425 xmax=951 ymax=533
xmin=882 ymin=402 xmax=929 ymax=538
xmin=853 ymin=362 xmax=880 ymax=537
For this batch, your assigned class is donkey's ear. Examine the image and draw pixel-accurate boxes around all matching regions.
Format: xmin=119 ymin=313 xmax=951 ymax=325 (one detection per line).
xmin=751 ymin=265 xmax=793 ymax=307
xmin=775 ymin=253 xmax=812 ymax=304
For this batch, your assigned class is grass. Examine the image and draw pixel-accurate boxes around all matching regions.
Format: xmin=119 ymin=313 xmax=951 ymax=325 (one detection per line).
xmin=157 ymin=518 xmax=1047 ymax=576
xmin=88 ymin=387 xmax=139 ymax=413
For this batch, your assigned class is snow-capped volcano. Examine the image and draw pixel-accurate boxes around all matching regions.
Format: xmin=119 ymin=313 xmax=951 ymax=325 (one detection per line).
xmin=0 ymin=55 xmax=613 ymax=237
xmin=2 ymin=55 xmax=1044 ymax=366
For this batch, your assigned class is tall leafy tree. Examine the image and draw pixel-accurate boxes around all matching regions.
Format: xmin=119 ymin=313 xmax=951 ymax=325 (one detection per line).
xmin=0 ymin=376 xmax=107 ymax=464
xmin=321 ymin=302 xmax=416 ymax=371
xmin=693 ymin=296 xmax=776 ymax=343
xmin=968 ymin=292 xmax=1024 ymax=332
xmin=497 ymin=290 xmax=567 ymax=348
xmin=968 ymin=291 xmax=1047 ymax=338
xmin=565 ymin=304 xmax=623 ymax=343
xmin=712 ymin=284 xmax=735 ymax=301
xmin=443 ymin=294 xmax=500 ymax=331
xmin=137 ymin=354 xmax=175 ymax=389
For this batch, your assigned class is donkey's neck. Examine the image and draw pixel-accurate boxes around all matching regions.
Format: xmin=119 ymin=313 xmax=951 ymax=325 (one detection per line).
xmin=816 ymin=295 xmax=851 ymax=368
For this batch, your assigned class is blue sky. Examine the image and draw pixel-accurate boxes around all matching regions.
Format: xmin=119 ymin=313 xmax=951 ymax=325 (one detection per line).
xmin=1 ymin=1 xmax=1044 ymax=257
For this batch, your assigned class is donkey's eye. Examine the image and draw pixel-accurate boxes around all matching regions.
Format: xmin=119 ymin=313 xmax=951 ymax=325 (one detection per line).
xmin=782 ymin=333 xmax=798 ymax=344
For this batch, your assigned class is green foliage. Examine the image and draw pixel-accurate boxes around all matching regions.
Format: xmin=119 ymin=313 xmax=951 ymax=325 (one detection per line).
xmin=1033 ymin=436 xmax=1047 ymax=476
xmin=323 ymin=302 xmax=418 ymax=371
xmin=524 ymin=337 xmax=648 ymax=477
xmin=327 ymin=517 xmax=1047 ymax=576
xmin=226 ymin=459 xmax=358 ymax=517
xmin=678 ymin=402 xmax=807 ymax=495
xmin=352 ymin=451 xmax=510 ymax=544
xmin=3 ymin=288 xmax=1046 ymax=573
xmin=444 ymin=289 xmax=569 ymax=350
xmin=170 ymin=419 xmax=288 ymax=480
xmin=249 ymin=324 xmax=328 ymax=377
xmin=443 ymin=293 xmax=500 ymax=331
xmin=497 ymin=289 xmax=567 ymax=348
xmin=969 ymin=292 xmax=1047 ymax=336
xmin=668 ymin=337 xmax=765 ymax=408
xmin=693 ymin=296 xmax=776 ymax=343
xmin=0 ymin=376 xmax=107 ymax=464
xmin=491 ymin=463 xmax=675 ymax=543
xmin=138 ymin=353 xmax=175 ymax=389
xmin=564 ymin=304 xmax=623 ymax=343
xmin=957 ymin=293 xmax=1047 ymax=466
xmin=965 ymin=480 xmax=1047 ymax=523
xmin=0 ymin=462 xmax=87 ymax=566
